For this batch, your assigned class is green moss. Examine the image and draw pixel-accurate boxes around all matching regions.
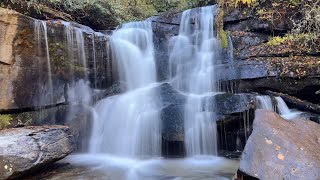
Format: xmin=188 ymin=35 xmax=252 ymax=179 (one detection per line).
xmin=0 ymin=114 xmax=12 ymax=129
xmin=220 ymin=29 xmax=228 ymax=48
xmin=216 ymin=1 xmax=228 ymax=49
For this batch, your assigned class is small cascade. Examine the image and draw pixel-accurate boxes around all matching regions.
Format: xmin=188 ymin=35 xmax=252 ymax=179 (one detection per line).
xmin=256 ymin=95 xmax=301 ymax=120
xmin=256 ymin=95 xmax=275 ymax=111
xmin=169 ymin=5 xmax=220 ymax=156
xmin=63 ymin=22 xmax=90 ymax=82
xmin=89 ymin=21 xmax=162 ymax=158
xmin=34 ymin=20 xmax=54 ymax=106
xmin=275 ymin=97 xmax=301 ymax=120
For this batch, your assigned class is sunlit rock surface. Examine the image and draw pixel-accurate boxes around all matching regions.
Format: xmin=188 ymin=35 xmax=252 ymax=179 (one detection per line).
xmin=240 ymin=110 xmax=320 ymax=180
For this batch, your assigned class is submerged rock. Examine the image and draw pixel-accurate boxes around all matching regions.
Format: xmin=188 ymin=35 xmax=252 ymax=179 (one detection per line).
xmin=240 ymin=110 xmax=320 ymax=180
xmin=0 ymin=126 xmax=74 ymax=179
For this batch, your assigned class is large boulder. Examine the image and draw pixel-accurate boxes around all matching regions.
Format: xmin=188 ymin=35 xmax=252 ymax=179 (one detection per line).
xmin=0 ymin=125 xmax=74 ymax=180
xmin=240 ymin=110 xmax=320 ymax=180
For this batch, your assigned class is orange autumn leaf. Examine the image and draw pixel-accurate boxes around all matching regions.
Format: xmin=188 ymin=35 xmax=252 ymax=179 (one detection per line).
xmin=278 ymin=153 xmax=285 ymax=160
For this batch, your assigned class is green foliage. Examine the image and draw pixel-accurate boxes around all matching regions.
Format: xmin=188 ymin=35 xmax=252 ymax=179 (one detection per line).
xmin=235 ymin=0 xmax=258 ymax=7
xmin=0 ymin=114 xmax=12 ymax=129
xmin=267 ymin=33 xmax=318 ymax=46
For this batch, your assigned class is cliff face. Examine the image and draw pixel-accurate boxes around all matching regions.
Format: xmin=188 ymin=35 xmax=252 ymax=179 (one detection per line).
xmin=0 ymin=7 xmax=114 ymax=112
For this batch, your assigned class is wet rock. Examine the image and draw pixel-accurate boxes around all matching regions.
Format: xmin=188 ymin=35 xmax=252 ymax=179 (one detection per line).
xmin=0 ymin=126 xmax=74 ymax=179
xmin=240 ymin=110 xmax=320 ymax=180
xmin=0 ymin=7 xmax=113 ymax=112
xmin=205 ymin=93 xmax=255 ymax=115
xmin=161 ymin=104 xmax=184 ymax=142
xmin=55 ymin=105 xmax=94 ymax=153
xmin=157 ymin=83 xmax=186 ymax=107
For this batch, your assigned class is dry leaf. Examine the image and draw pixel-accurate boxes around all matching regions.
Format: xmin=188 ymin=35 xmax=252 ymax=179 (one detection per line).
xmin=278 ymin=153 xmax=285 ymax=160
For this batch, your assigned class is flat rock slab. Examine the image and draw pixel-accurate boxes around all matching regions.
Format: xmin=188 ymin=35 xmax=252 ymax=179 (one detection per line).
xmin=0 ymin=126 xmax=74 ymax=180
xmin=240 ymin=110 xmax=320 ymax=180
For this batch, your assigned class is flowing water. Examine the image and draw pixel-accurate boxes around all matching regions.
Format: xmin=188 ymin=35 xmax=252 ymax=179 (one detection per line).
xmin=84 ymin=6 xmax=239 ymax=179
xmin=34 ymin=20 xmax=54 ymax=106
xmin=256 ymin=95 xmax=274 ymax=111
xmin=275 ymin=97 xmax=302 ymax=120
xmin=169 ymin=5 xmax=220 ymax=156
xmin=89 ymin=21 xmax=162 ymax=158
xmin=256 ymin=95 xmax=301 ymax=120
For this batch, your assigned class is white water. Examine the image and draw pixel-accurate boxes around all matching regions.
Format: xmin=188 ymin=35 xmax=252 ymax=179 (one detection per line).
xmin=62 ymin=154 xmax=239 ymax=180
xmin=256 ymin=95 xmax=274 ymax=111
xmin=256 ymin=95 xmax=301 ymax=120
xmin=275 ymin=97 xmax=302 ymax=120
xmin=34 ymin=20 xmax=54 ymax=105
xmin=89 ymin=21 xmax=162 ymax=158
xmin=169 ymin=6 xmax=220 ymax=156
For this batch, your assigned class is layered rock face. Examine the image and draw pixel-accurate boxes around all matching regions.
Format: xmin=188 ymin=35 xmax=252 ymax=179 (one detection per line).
xmin=0 ymin=7 xmax=114 ymax=112
xmin=0 ymin=126 xmax=74 ymax=180
xmin=152 ymin=6 xmax=320 ymax=102
xmin=0 ymin=7 xmax=115 ymax=153
xmin=240 ymin=110 xmax=320 ymax=180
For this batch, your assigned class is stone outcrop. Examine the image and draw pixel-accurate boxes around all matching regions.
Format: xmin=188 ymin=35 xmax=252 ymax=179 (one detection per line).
xmin=151 ymin=5 xmax=320 ymax=100
xmin=0 ymin=7 xmax=114 ymax=113
xmin=240 ymin=110 xmax=320 ymax=180
xmin=0 ymin=126 xmax=74 ymax=179
xmin=223 ymin=5 xmax=320 ymax=98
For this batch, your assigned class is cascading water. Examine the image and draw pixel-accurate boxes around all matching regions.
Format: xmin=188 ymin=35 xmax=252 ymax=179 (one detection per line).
xmin=169 ymin=5 xmax=219 ymax=156
xmin=256 ymin=95 xmax=301 ymax=120
xmin=275 ymin=97 xmax=301 ymax=120
xmin=34 ymin=20 xmax=54 ymax=106
xmin=256 ymin=95 xmax=274 ymax=111
xmin=35 ymin=6 xmax=240 ymax=180
xmin=89 ymin=21 xmax=162 ymax=158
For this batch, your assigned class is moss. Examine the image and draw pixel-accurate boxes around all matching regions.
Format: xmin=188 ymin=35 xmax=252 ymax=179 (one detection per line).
xmin=0 ymin=114 xmax=12 ymax=129
xmin=48 ymin=41 xmax=87 ymax=79
xmin=216 ymin=0 xmax=228 ymax=48
xmin=220 ymin=29 xmax=228 ymax=48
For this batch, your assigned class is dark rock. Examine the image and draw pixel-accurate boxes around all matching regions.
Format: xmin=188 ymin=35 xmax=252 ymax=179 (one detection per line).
xmin=229 ymin=31 xmax=268 ymax=54
xmin=0 ymin=126 xmax=74 ymax=179
xmin=205 ymin=93 xmax=255 ymax=115
xmin=161 ymin=104 xmax=184 ymax=142
xmin=239 ymin=77 xmax=320 ymax=95
xmin=240 ymin=110 xmax=320 ymax=180
xmin=157 ymin=83 xmax=186 ymax=107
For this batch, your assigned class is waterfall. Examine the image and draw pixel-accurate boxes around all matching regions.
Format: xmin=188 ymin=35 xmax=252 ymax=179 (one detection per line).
xmin=89 ymin=21 xmax=161 ymax=158
xmin=256 ymin=95 xmax=274 ymax=111
xmin=34 ymin=20 xmax=54 ymax=106
xmin=169 ymin=5 xmax=219 ymax=156
xmin=256 ymin=95 xmax=301 ymax=120
xmin=275 ymin=97 xmax=301 ymax=120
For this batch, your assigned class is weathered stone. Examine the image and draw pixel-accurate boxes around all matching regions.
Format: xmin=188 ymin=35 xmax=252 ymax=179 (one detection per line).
xmin=0 ymin=7 xmax=114 ymax=112
xmin=239 ymin=77 xmax=320 ymax=95
xmin=157 ymin=83 xmax=186 ymax=107
xmin=161 ymin=104 xmax=184 ymax=142
xmin=209 ymin=93 xmax=255 ymax=115
xmin=240 ymin=110 xmax=320 ymax=180
xmin=0 ymin=126 xmax=74 ymax=179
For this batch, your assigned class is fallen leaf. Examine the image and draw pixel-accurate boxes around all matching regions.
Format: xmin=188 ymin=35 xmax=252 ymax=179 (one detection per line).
xmin=276 ymin=146 xmax=280 ymax=151
xmin=278 ymin=153 xmax=285 ymax=160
